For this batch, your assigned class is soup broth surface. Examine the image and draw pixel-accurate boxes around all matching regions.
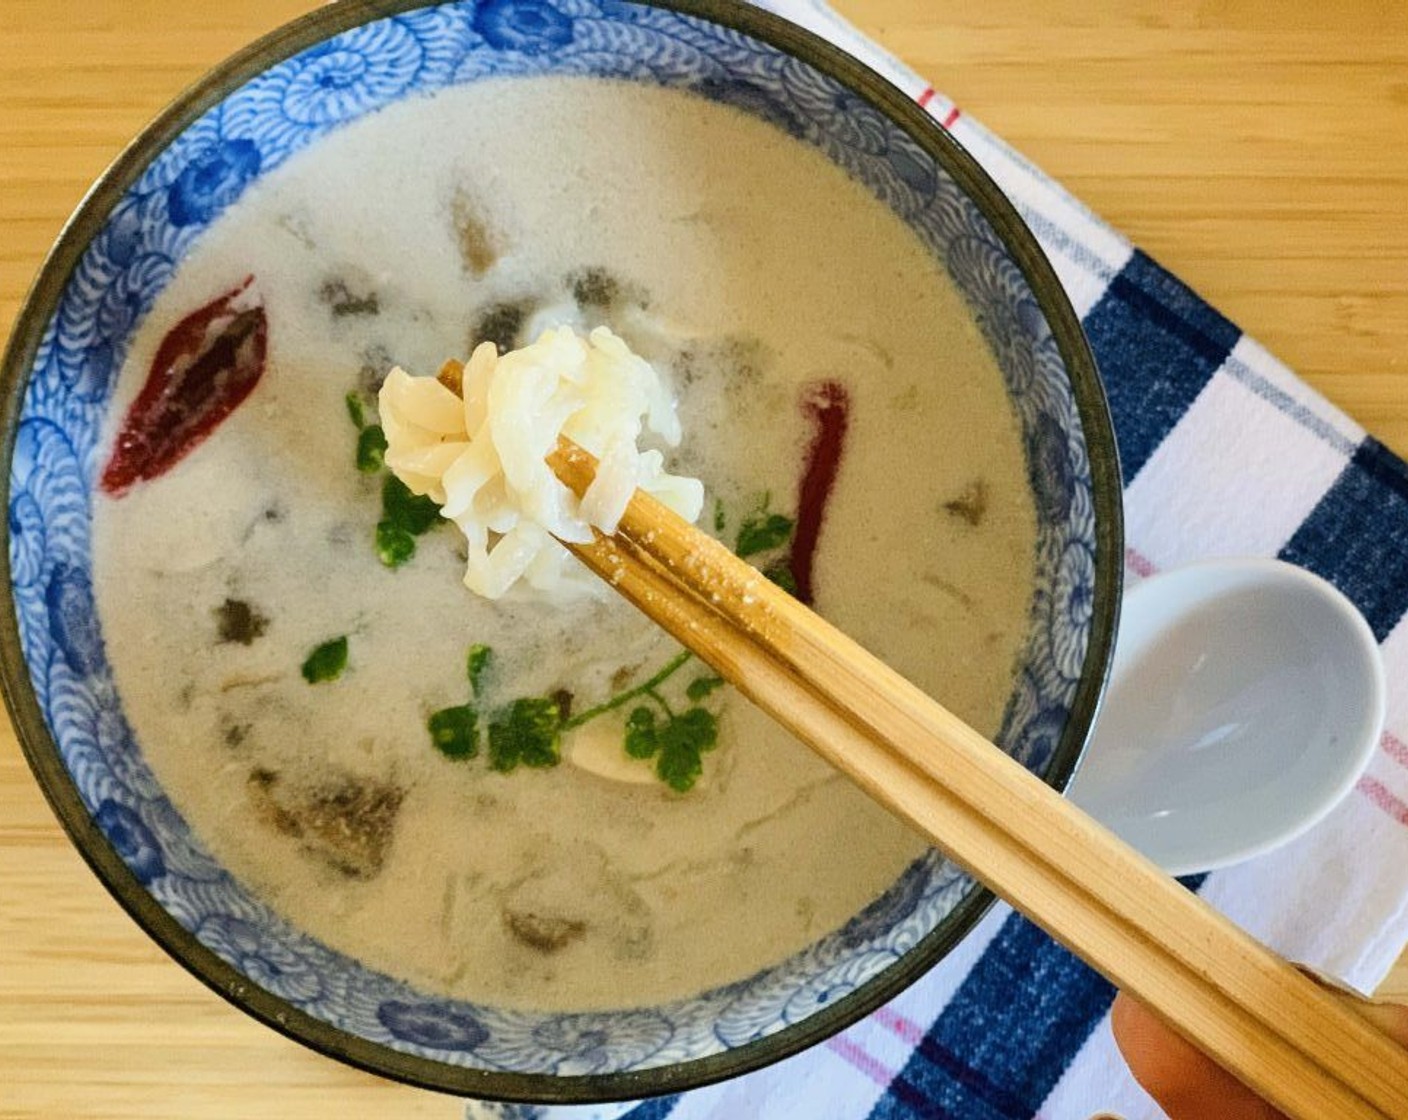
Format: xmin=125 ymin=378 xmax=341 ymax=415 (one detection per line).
xmin=93 ymin=77 xmax=1037 ymax=1011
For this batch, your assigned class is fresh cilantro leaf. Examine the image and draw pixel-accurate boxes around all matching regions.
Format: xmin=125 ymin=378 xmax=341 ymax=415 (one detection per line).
xmin=713 ymin=497 xmax=726 ymax=533
xmin=685 ymin=675 xmax=726 ymax=703
xmin=467 ymin=644 xmax=492 ymax=696
xmin=553 ymin=649 xmax=723 ymax=790
xmin=345 ymin=391 xmax=368 ymax=430
xmin=428 ymin=704 xmax=478 ymax=760
xmin=382 ymin=474 xmax=442 ymax=535
xmin=670 ymin=707 xmax=719 ymax=752
xmin=762 ymin=560 xmax=798 ymax=596
xmin=624 ymin=706 xmax=659 ymax=758
xmin=561 ymin=649 xmax=691 ymax=729
xmin=488 ymin=697 xmax=561 ymax=772
xmin=655 ymin=708 xmax=718 ymax=792
xmin=657 ymin=742 xmax=702 ymax=792
xmin=301 ymin=636 xmax=348 ymax=684
xmin=735 ymin=512 xmax=794 ymax=558
xmin=375 ymin=520 xmax=416 ymax=568
xmin=356 ymin=424 xmax=388 ymax=472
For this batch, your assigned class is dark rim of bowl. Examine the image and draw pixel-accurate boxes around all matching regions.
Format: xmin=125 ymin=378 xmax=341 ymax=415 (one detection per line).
xmin=0 ymin=0 xmax=1123 ymax=1104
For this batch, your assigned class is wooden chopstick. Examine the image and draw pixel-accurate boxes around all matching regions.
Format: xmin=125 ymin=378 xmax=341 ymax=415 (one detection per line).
xmin=548 ymin=442 xmax=1408 ymax=1120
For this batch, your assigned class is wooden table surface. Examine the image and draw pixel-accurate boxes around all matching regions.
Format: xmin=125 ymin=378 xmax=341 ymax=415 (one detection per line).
xmin=2 ymin=1 xmax=1406 ymax=1116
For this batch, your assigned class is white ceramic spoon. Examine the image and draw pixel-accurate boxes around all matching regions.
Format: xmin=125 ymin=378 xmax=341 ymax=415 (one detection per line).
xmin=1068 ymin=558 xmax=1386 ymax=877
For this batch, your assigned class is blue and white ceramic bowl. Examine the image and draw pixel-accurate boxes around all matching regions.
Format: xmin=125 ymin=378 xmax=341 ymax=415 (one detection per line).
xmin=0 ymin=0 xmax=1122 ymax=1103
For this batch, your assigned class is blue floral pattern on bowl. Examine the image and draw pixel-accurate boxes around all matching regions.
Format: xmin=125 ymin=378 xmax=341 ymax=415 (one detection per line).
xmin=6 ymin=0 xmax=1098 ymax=1086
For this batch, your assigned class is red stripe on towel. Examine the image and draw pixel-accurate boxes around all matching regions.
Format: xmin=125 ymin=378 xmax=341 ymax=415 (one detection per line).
xmin=826 ymin=1036 xmax=896 ymax=1088
xmin=1382 ymin=731 xmax=1408 ymax=771
xmin=1124 ymin=546 xmax=1158 ymax=578
xmin=1358 ymin=775 xmax=1408 ymax=826
xmin=873 ymin=1005 xmax=924 ymax=1044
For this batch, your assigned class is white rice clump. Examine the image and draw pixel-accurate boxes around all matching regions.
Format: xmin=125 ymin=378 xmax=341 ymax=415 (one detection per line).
xmin=378 ymin=325 xmax=704 ymax=601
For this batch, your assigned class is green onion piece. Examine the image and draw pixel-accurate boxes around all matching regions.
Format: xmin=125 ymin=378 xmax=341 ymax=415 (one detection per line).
xmin=467 ymin=644 xmax=492 ymax=696
xmin=356 ymin=425 xmax=388 ymax=473
xmin=735 ymin=512 xmax=794 ymax=558
xmin=375 ymin=520 xmax=416 ymax=568
xmin=345 ymin=391 xmax=368 ymax=430
xmin=382 ymin=474 xmax=441 ymax=536
xmin=301 ymin=636 xmax=349 ymax=684
xmin=428 ymin=705 xmax=479 ymax=760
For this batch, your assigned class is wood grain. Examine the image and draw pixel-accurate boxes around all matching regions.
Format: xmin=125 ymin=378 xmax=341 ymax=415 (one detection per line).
xmin=2 ymin=1 xmax=1406 ymax=1115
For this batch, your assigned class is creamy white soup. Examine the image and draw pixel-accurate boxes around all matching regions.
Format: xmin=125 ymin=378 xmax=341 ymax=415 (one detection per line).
xmin=92 ymin=77 xmax=1037 ymax=1011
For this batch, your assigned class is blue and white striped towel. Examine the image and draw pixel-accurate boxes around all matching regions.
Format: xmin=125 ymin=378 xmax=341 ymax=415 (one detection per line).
xmin=472 ymin=4 xmax=1408 ymax=1117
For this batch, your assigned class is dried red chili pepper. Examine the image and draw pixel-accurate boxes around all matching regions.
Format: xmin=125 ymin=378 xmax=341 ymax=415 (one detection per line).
xmin=100 ymin=276 xmax=267 ymax=496
xmin=788 ymin=379 xmax=850 ymax=606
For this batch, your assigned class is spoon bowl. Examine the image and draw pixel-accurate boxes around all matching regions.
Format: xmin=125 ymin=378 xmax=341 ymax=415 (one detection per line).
xmin=1070 ymin=558 xmax=1386 ymax=877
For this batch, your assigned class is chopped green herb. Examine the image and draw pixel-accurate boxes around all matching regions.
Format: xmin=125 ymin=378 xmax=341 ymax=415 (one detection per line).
xmin=407 ymin=492 xmax=795 ymax=787
xmin=762 ymin=560 xmax=799 ymax=596
xmin=735 ymin=512 xmax=794 ymax=558
xmin=467 ymin=644 xmax=492 ymax=696
xmin=345 ymin=390 xmax=369 ymax=430
xmin=555 ymin=648 xmax=727 ymax=790
xmin=382 ymin=474 xmax=441 ymax=535
xmin=562 ymin=649 xmax=692 ymax=729
xmin=686 ymin=675 xmax=726 ymax=703
xmin=428 ymin=704 xmax=479 ymax=760
xmin=301 ymin=636 xmax=348 ymax=684
xmin=673 ymin=707 xmax=719 ymax=752
xmin=624 ymin=706 xmax=659 ymax=758
xmin=375 ymin=520 xmax=416 ymax=568
xmin=658 ymin=740 xmax=701 ymax=792
xmin=655 ymin=708 xmax=719 ymax=792
xmin=356 ymin=424 xmax=388 ymax=472
xmin=347 ymin=383 xmax=445 ymax=570
xmin=488 ymin=697 xmax=562 ymax=772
